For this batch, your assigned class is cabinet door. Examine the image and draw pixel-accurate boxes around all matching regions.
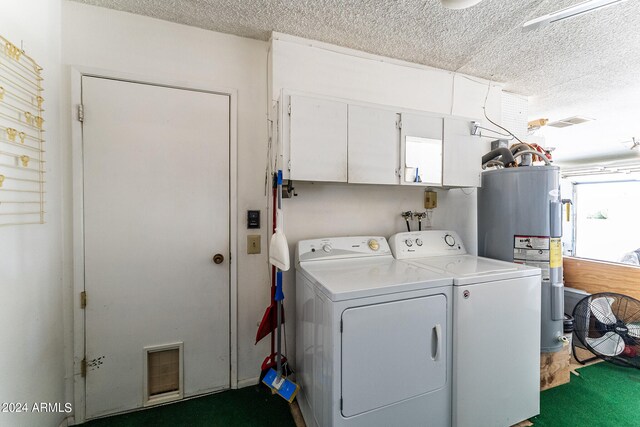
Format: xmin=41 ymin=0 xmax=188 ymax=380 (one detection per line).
xmin=289 ymin=95 xmax=347 ymax=182
xmin=348 ymin=105 xmax=400 ymax=185
xmin=443 ymin=118 xmax=481 ymax=187
xmin=400 ymin=113 xmax=443 ymax=186
xmin=341 ymin=294 xmax=447 ymax=417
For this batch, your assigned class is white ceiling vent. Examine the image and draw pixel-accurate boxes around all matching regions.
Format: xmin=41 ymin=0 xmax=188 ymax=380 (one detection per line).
xmin=547 ymin=116 xmax=594 ymax=128
xmin=547 ymin=121 xmax=573 ymax=128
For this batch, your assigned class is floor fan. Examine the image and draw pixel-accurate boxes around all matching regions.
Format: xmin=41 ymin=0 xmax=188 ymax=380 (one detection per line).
xmin=573 ymin=292 xmax=640 ymax=368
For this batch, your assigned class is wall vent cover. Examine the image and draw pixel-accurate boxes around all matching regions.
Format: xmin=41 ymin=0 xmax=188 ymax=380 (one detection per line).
xmin=548 ymin=116 xmax=594 ymax=128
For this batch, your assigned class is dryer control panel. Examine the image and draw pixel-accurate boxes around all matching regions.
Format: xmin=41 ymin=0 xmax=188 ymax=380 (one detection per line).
xmin=389 ymin=230 xmax=467 ymax=259
xmin=297 ymin=236 xmax=391 ymax=262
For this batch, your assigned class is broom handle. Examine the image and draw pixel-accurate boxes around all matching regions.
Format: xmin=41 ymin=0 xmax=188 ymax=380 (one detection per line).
xmin=270 ymin=182 xmax=277 ymax=358
xmin=276 ymin=170 xmax=283 ymax=377
xmin=276 ymin=285 xmax=282 ymax=377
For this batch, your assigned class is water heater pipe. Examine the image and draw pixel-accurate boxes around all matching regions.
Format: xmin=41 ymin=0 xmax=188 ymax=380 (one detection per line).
xmin=481 ymin=147 xmax=516 ymax=167
xmin=514 ymin=150 xmax=551 ymax=165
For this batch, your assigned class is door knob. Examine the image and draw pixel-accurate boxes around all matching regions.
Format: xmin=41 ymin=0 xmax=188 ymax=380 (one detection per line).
xmin=213 ymin=254 xmax=224 ymax=264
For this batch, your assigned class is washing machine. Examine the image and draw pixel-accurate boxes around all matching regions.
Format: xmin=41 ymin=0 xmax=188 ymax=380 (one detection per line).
xmin=389 ymin=230 xmax=542 ymax=427
xmin=295 ymin=236 xmax=453 ymax=427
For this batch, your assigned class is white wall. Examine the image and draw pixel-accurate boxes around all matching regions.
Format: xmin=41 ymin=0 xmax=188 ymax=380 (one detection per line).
xmin=60 ymin=0 xmax=271 ymax=405
xmin=284 ymin=182 xmax=477 ymax=245
xmin=0 ymin=1 xmax=65 ymax=427
xmin=271 ymin=33 xmax=503 ymax=121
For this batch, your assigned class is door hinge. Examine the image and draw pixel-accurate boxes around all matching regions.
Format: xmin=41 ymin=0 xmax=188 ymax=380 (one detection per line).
xmin=77 ymin=104 xmax=84 ymax=122
xmin=80 ymin=291 xmax=87 ymax=309
xmin=81 ymin=358 xmax=87 ymax=377
xmin=340 ymin=319 xmax=343 ymax=333
xmin=340 ymin=397 xmax=343 ymax=411
xmin=396 ymin=118 xmax=402 ymax=129
xmin=287 ymin=103 xmax=291 ymax=116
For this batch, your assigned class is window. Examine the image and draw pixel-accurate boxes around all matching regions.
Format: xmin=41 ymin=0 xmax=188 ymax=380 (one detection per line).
xmin=567 ymin=180 xmax=640 ymax=265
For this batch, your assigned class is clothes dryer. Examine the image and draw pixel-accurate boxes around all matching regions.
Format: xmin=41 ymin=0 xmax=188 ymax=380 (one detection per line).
xmin=295 ymin=236 xmax=453 ymax=427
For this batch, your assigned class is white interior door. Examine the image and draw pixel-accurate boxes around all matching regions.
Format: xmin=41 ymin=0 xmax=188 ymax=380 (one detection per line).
xmin=82 ymin=76 xmax=230 ymax=419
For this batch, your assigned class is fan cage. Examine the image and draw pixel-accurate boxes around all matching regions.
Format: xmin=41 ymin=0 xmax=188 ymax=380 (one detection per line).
xmin=572 ymin=292 xmax=640 ymax=368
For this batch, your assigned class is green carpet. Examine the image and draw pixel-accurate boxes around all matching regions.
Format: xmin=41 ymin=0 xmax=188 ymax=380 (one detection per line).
xmin=82 ymin=386 xmax=296 ymax=427
xmin=532 ymin=363 xmax=640 ymax=427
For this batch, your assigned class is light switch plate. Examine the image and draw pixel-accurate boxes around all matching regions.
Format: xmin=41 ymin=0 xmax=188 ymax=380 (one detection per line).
xmin=247 ymin=235 xmax=261 ymax=254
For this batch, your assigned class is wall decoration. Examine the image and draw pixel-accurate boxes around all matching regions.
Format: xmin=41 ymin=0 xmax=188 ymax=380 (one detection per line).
xmin=0 ymin=35 xmax=45 ymax=226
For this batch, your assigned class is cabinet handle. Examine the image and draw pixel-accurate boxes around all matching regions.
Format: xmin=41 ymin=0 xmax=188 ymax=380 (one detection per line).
xmin=213 ymin=254 xmax=224 ymax=264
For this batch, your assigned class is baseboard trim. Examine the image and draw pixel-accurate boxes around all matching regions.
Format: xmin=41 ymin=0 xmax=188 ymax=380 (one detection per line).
xmin=237 ymin=376 xmax=260 ymax=389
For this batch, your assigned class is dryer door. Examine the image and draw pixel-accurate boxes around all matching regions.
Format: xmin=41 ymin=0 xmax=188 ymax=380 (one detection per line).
xmin=341 ymin=294 xmax=447 ymax=417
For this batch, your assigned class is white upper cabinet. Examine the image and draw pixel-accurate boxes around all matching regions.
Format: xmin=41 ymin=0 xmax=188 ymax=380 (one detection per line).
xmin=443 ymin=118 xmax=481 ymax=187
xmin=288 ymin=95 xmax=348 ymax=182
xmin=400 ymin=113 xmax=443 ymax=186
xmin=347 ymin=105 xmax=400 ymax=185
xmin=280 ymin=92 xmax=479 ymax=188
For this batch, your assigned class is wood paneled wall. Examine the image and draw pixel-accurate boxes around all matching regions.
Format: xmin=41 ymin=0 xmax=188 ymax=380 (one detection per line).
xmin=563 ymin=257 xmax=640 ymax=300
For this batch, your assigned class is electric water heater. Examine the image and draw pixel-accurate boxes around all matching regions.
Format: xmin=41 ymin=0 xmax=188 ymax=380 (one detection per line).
xmin=478 ymin=166 xmax=564 ymax=353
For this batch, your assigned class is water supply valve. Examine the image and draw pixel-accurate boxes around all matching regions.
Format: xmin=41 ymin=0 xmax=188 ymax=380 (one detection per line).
xmin=401 ymin=211 xmax=413 ymax=232
xmin=414 ymin=211 xmax=428 ymax=231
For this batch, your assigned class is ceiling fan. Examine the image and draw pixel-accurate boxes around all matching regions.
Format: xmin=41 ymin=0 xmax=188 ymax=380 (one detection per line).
xmin=523 ymin=0 xmax=629 ymax=31
xmin=625 ymin=137 xmax=640 ymax=150
xmin=616 ymin=137 xmax=640 ymax=150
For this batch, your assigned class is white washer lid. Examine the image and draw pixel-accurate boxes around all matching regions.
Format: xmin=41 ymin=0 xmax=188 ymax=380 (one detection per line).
xmin=406 ymin=255 xmax=540 ymax=286
xmin=297 ymin=257 xmax=452 ymax=301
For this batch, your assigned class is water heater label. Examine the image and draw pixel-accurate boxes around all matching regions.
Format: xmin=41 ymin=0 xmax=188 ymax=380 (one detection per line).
xmin=513 ymin=236 xmax=550 ymax=276
xmin=549 ymin=238 xmax=562 ymax=268
xmin=514 ymin=236 xmax=549 ymax=251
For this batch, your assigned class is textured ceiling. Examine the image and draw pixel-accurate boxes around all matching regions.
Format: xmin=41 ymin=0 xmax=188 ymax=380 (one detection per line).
xmin=70 ymin=0 xmax=640 ymax=162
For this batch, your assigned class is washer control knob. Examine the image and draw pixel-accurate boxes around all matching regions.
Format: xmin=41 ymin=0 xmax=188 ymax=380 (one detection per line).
xmin=405 ymin=239 xmax=413 ymax=247
xmin=415 ymin=238 xmax=423 ymax=246
xmin=444 ymin=234 xmax=456 ymax=247
xmin=322 ymin=244 xmax=332 ymax=253
xmin=368 ymin=239 xmax=380 ymax=251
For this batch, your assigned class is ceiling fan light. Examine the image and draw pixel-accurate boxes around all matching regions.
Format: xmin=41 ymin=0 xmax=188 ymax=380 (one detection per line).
xmin=441 ymin=0 xmax=484 ymax=10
